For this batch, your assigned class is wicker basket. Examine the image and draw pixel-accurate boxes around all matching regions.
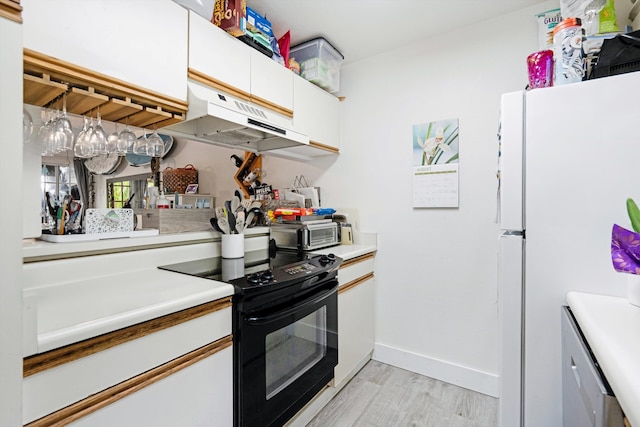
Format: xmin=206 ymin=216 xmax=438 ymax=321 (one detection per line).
xmin=162 ymin=164 xmax=198 ymax=194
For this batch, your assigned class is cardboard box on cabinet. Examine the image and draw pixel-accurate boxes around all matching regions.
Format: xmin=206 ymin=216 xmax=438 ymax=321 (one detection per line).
xmin=212 ymin=0 xmax=246 ymax=37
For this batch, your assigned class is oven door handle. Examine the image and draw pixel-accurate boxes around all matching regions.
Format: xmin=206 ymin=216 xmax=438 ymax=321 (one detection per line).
xmin=246 ymin=284 xmax=338 ymax=325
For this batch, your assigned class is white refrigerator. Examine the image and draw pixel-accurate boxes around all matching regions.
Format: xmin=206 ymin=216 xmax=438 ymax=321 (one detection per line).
xmin=498 ymin=71 xmax=640 ymax=427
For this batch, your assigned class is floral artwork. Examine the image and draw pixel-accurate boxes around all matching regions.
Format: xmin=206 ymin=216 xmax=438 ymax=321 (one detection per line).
xmin=413 ymin=119 xmax=459 ymax=166
xmin=611 ymin=224 xmax=640 ymax=275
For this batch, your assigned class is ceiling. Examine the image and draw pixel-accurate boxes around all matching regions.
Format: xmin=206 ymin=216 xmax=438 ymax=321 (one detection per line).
xmin=248 ymin=0 xmax=552 ymax=65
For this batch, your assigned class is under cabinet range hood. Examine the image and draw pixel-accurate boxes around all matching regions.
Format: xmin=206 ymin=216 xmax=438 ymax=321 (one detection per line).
xmin=165 ymin=81 xmax=309 ymax=152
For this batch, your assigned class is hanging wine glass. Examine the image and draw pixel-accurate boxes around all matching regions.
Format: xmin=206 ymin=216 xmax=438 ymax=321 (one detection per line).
xmin=38 ymin=109 xmax=55 ymax=156
xmin=74 ymin=116 xmax=94 ymax=158
xmin=23 ymin=108 xmax=33 ymax=144
xmin=58 ymin=93 xmax=74 ymax=152
xmin=146 ymin=126 xmax=164 ymax=158
xmin=54 ymin=94 xmax=74 ymax=153
xmin=117 ymin=120 xmax=136 ymax=155
xmin=133 ymin=128 xmax=148 ymax=155
xmin=106 ymin=123 xmax=120 ymax=154
xmin=92 ymin=108 xmax=108 ymax=155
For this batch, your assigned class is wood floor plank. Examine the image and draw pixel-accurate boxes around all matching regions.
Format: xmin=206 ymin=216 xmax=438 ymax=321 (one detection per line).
xmin=307 ymin=361 xmax=498 ymax=427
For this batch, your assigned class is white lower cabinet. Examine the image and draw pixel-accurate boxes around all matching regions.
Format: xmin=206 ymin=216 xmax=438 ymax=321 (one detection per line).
xmin=335 ymin=276 xmax=375 ymax=388
xmin=333 ymin=253 xmax=375 ymax=387
xmin=71 ymin=346 xmax=232 ymax=427
xmin=23 ymin=302 xmax=232 ymax=426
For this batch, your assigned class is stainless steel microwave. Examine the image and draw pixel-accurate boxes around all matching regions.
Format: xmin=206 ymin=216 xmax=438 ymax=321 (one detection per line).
xmin=270 ymin=221 xmax=340 ymax=251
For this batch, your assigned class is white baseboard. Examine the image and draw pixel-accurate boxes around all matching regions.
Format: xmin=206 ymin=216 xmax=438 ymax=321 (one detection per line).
xmin=373 ymin=343 xmax=499 ymax=398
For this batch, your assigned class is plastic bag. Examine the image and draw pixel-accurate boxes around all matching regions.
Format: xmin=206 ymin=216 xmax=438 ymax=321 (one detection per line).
xmin=278 ymin=30 xmax=291 ymax=70
xmin=598 ymin=0 xmax=619 ymax=34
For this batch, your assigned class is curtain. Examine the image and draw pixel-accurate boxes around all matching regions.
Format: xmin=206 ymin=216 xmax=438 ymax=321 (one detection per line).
xmin=73 ymin=158 xmax=90 ymax=227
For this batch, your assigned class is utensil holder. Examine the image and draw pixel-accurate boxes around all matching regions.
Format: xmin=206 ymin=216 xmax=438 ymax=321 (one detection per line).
xmin=222 ymin=233 xmax=244 ymax=258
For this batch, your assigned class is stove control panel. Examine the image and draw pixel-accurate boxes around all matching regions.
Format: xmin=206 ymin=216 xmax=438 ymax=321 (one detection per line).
xmin=240 ymin=254 xmax=339 ymax=288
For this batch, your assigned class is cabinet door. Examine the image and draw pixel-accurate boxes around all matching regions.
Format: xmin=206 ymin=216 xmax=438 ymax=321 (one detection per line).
xmin=250 ymin=50 xmax=293 ymax=114
xmin=70 ymin=346 xmax=233 ymax=427
xmin=188 ymin=10 xmax=251 ymax=97
xmin=335 ymin=277 xmax=375 ymax=387
xmin=293 ymin=75 xmax=340 ymax=150
xmin=22 ymin=0 xmax=188 ymax=102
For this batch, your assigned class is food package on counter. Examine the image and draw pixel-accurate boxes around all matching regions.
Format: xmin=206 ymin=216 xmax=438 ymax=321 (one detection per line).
xmin=535 ymin=8 xmax=562 ymax=50
xmin=288 ymin=58 xmax=300 ymax=75
xmin=246 ymin=6 xmax=272 ymax=38
xmin=212 ymin=0 xmax=246 ymax=37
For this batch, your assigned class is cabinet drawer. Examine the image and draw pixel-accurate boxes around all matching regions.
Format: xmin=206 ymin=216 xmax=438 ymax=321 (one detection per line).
xmin=339 ymin=253 xmax=375 ymax=286
xmin=24 ymin=303 xmax=231 ymax=424
xmin=561 ymin=307 xmax=624 ymax=427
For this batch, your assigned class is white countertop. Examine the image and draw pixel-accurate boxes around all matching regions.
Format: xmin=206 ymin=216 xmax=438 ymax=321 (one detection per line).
xmin=25 ymin=268 xmax=234 ymax=354
xmin=566 ymin=291 xmax=640 ymax=426
xmin=23 ymin=228 xmax=270 ymax=261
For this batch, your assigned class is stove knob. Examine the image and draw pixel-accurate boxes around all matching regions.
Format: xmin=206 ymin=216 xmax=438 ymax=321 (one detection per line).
xmin=327 ymin=253 xmax=336 ymax=262
xmin=260 ymin=270 xmax=274 ymax=282
xmin=247 ymin=273 xmax=261 ymax=285
xmin=319 ymin=255 xmax=330 ymax=265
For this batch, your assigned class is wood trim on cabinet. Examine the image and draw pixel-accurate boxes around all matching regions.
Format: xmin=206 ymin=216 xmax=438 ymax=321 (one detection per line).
xmin=0 ymin=0 xmax=22 ymax=23
xmin=25 ymin=335 xmax=232 ymax=427
xmin=188 ymin=67 xmax=251 ymax=101
xmin=23 ymin=297 xmax=232 ymax=378
xmin=249 ymin=94 xmax=293 ymax=118
xmin=340 ymin=252 xmax=376 ymax=269
xmin=309 ymin=140 xmax=340 ymax=154
xmin=24 ymin=49 xmax=188 ymax=114
xmin=339 ymin=272 xmax=374 ymax=295
xmin=188 ymin=68 xmax=294 ymax=118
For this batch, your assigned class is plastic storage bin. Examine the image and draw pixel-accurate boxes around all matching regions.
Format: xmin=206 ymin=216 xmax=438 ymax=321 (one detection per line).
xmin=289 ymin=37 xmax=344 ymax=93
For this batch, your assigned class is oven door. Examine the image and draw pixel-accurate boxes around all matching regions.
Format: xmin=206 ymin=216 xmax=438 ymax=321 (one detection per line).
xmin=235 ymin=281 xmax=338 ymax=427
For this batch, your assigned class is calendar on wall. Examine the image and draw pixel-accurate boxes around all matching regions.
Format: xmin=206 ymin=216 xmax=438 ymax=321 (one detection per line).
xmin=412 ymin=118 xmax=460 ymax=208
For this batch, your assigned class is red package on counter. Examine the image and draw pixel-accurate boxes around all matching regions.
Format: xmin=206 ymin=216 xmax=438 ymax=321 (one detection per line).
xmin=278 ymin=30 xmax=291 ymax=68
xmin=212 ymin=0 xmax=246 ymax=37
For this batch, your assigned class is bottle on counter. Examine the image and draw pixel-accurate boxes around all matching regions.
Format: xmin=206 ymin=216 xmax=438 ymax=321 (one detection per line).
xmin=157 ymin=192 xmax=170 ymax=209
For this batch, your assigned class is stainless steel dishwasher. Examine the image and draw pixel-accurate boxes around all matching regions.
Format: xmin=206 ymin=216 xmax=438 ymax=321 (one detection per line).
xmin=561 ymin=306 xmax=624 ymax=427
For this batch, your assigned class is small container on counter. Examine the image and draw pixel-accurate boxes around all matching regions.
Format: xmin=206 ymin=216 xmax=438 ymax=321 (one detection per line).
xmin=157 ymin=193 xmax=170 ymax=209
xmin=527 ymin=49 xmax=554 ymax=89
xmin=553 ymin=17 xmax=585 ymax=85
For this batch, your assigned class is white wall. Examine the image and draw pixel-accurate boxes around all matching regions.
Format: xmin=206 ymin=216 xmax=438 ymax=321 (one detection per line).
xmin=265 ymin=1 xmax=559 ymax=396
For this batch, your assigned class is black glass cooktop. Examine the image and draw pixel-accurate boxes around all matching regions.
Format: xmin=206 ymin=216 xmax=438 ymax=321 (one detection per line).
xmin=157 ymin=248 xmax=316 ymax=283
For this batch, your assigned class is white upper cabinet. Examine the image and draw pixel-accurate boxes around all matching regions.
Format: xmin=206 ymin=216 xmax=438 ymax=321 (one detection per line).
xmin=293 ymin=75 xmax=340 ymax=151
xmin=250 ymin=49 xmax=293 ymax=113
xmin=21 ymin=0 xmax=188 ymax=102
xmin=188 ymin=10 xmax=251 ymax=97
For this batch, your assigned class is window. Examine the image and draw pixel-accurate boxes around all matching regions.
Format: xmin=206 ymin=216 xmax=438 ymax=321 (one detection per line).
xmin=106 ymin=173 xmax=155 ymax=209
xmin=109 ymin=179 xmax=132 ymax=209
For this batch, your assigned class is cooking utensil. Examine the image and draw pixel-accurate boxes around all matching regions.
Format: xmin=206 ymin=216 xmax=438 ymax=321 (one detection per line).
xmin=244 ymin=211 xmax=255 ymax=231
xmin=235 ymin=210 xmax=245 ymax=234
xmin=231 ymin=195 xmax=240 ymax=215
xmin=210 ymin=217 xmax=222 ymax=232
xmin=225 ymin=200 xmax=236 ymax=232
xmin=217 ymin=216 xmax=231 ymax=234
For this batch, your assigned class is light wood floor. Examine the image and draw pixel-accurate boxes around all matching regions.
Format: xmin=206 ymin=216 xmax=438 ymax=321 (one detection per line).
xmin=306 ymin=360 xmax=498 ymax=427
